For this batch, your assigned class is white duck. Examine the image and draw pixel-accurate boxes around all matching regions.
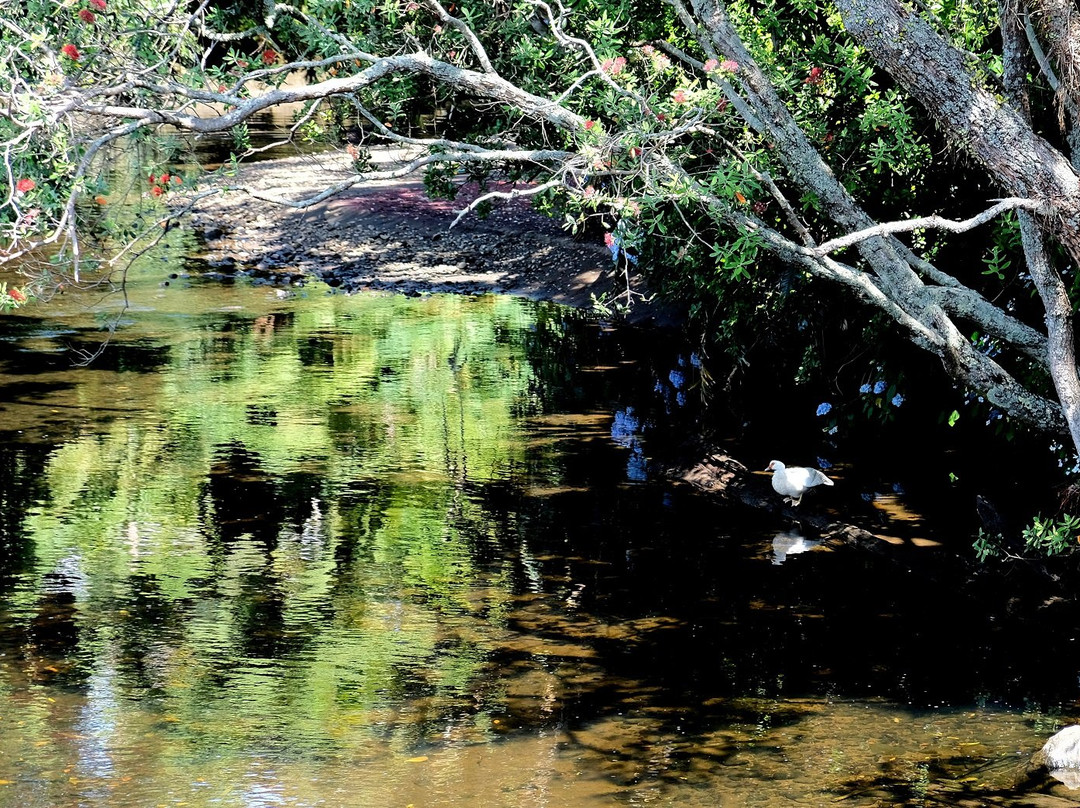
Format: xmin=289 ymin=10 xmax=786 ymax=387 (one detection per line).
xmin=766 ymin=460 xmax=834 ymax=506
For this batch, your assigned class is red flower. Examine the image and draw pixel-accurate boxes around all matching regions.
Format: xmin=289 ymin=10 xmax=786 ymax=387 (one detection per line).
xmin=584 ymin=119 xmax=596 ymax=130
xmin=601 ymin=56 xmax=626 ymax=76
xmin=805 ymin=66 xmax=824 ymax=86
xmin=9 ymin=288 xmax=26 ymax=304
xmin=89 ymin=0 xmax=106 ymax=9
xmin=150 ymin=185 xmax=164 ymax=197
xmin=61 ymin=44 xmax=81 ymax=60
xmin=79 ymin=9 xmax=95 ymax=23
xmin=671 ymin=90 xmax=688 ymax=104
xmin=261 ymin=49 xmax=277 ymax=65
xmin=172 ymin=176 xmax=182 ymax=184
xmin=160 ymin=173 xmax=170 ymax=184
xmin=15 ymin=178 xmax=35 ymax=193
xmin=148 ymin=174 xmax=156 ymax=184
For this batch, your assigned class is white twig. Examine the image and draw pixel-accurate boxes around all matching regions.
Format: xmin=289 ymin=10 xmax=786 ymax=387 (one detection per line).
xmin=812 ymin=198 xmax=1047 ymax=256
xmin=450 ymin=178 xmax=564 ymax=227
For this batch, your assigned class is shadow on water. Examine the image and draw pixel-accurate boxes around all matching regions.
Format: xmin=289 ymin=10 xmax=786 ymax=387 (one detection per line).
xmin=1 ymin=274 xmax=1080 ymax=805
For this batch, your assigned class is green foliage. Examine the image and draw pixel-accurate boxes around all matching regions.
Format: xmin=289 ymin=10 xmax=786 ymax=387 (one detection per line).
xmin=974 ymin=513 xmax=1080 ymax=560
xmin=1022 ymin=514 xmax=1080 ymax=556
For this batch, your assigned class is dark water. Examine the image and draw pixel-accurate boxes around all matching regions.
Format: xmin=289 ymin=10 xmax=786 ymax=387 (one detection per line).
xmin=1 ymin=253 xmax=1080 ymax=806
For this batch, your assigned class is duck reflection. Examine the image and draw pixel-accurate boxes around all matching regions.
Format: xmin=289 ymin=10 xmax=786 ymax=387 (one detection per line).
xmin=771 ymin=529 xmax=821 ymax=565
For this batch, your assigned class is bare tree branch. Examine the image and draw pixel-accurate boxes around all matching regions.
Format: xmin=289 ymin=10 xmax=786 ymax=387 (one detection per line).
xmin=812 ymin=198 xmax=1048 ymax=256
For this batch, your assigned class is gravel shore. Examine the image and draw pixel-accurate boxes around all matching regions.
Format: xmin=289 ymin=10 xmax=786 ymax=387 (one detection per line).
xmin=187 ymin=148 xmax=673 ymax=324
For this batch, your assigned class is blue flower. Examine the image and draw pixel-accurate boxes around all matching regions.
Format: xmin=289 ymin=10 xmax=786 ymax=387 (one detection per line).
xmin=859 ymin=383 xmax=871 ymax=394
xmin=873 ymin=380 xmax=886 ymax=394
xmin=816 ymin=456 xmax=832 ymax=469
xmin=816 ymin=401 xmax=832 ymax=416
xmin=891 ymin=393 xmax=904 ymax=407
xmin=669 ymin=369 xmax=686 ymax=389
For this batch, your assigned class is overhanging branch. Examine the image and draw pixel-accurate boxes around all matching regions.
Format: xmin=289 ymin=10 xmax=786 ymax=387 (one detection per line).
xmin=813 ymin=198 xmax=1047 ymax=256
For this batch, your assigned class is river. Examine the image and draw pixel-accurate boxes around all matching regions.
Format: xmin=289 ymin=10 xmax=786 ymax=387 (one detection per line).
xmin=1 ymin=219 xmax=1079 ymax=806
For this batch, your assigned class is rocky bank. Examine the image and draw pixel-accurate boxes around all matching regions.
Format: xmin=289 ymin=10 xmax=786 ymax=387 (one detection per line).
xmin=186 ymin=148 xmax=673 ymax=325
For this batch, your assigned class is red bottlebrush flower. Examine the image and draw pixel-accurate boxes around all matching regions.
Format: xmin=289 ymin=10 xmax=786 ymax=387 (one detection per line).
xmin=603 ymin=232 xmax=616 ymax=247
xmin=15 ymin=178 xmax=35 ymax=193
xmin=720 ymin=60 xmax=739 ymax=73
xmin=160 ymin=173 xmax=171 ymax=184
xmin=805 ymin=66 xmax=823 ymax=85
xmin=584 ymin=119 xmax=596 ymax=130
xmin=79 ymin=9 xmax=95 ymax=23
xmin=9 ymin=288 xmax=26 ymax=304
xmin=61 ymin=44 xmax=81 ymax=60
xmin=261 ymin=49 xmax=277 ymax=65
xmin=172 ymin=176 xmax=182 ymax=184
xmin=601 ymin=56 xmax=626 ymax=76
xmin=752 ymin=201 xmax=768 ymax=215
xmin=671 ymin=90 xmax=688 ymax=104
xmin=148 ymin=174 xmax=156 ymax=184
xmin=150 ymin=185 xmax=164 ymax=197
xmin=89 ymin=0 xmax=106 ymax=9
xmin=704 ymin=59 xmax=719 ymax=73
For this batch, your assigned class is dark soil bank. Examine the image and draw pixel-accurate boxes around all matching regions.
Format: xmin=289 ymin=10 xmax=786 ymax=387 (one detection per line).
xmin=187 ymin=149 xmax=675 ymax=325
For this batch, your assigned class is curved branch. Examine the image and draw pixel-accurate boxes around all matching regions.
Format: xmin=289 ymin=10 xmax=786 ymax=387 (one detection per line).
xmin=450 ymin=178 xmax=565 ymax=227
xmin=812 ymin=198 xmax=1047 ymax=256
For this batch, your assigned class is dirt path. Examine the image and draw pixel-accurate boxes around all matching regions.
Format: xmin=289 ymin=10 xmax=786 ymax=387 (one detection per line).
xmin=187 ymin=148 xmax=675 ymax=325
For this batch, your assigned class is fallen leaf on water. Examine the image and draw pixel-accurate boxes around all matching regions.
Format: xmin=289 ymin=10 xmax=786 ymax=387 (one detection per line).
xmin=0 ymin=780 xmax=13 ymax=785
xmin=406 ymin=756 xmax=428 ymax=763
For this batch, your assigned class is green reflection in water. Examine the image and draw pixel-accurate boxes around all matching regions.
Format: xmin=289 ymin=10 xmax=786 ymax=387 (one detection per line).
xmin=0 ymin=279 xmax=1071 ymax=807
xmin=0 ymin=291 xmax=591 ymax=801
